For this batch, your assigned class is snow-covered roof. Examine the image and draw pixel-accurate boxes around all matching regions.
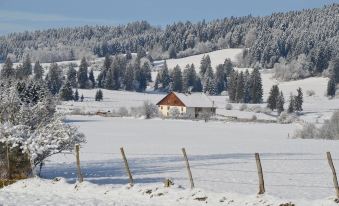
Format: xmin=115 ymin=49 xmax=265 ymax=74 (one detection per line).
xmin=173 ymin=92 xmax=215 ymax=108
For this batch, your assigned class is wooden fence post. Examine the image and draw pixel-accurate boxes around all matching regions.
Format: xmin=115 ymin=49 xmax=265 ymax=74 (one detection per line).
xmin=255 ymin=153 xmax=265 ymax=194
xmin=182 ymin=148 xmax=194 ymax=189
xmin=75 ymin=144 xmax=83 ymax=183
xmin=327 ymin=152 xmax=339 ymax=198
xmin=120 ymin=147 xmax=134 ymax=186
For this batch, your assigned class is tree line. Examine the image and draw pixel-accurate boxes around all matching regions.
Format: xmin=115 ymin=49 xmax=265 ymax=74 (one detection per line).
xmin=0 ymin=4 xmax=337 ymax=79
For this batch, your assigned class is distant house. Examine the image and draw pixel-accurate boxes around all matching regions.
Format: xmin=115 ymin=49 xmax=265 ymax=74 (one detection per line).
xmin=156 ymin=92 xmax=216 ymax=118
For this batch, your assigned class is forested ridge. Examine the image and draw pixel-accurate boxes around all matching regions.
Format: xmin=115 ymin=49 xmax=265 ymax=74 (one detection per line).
xmin=0 ymin=4 xmax=338 ymax=75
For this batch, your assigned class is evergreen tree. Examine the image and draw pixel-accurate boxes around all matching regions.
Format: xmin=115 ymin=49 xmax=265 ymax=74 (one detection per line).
xmin=80 ymin=94 xmax=84 ymax=102
xmin=33 ymin=61 xmax=44 ymax=80
xmin=124 ymin=63 xmax=134 ymax=91
xmin=159 ymin=61 xmax=171 ymax=89
xmin=277 ymin=91 xmax=285 ymax=114
xmin=60 ymin=81 xmax=74 ymax=101
xmin=183 ymin=64 xmax=198 ymax=92
xmin=228 ymin=71 xmax=238 ymax=102
xmin=294 ymin=87 xmax=303 ymax=112
xmin=21 ymin=54 xmax=32 ymax=78
xmin=267 ymin=85 xmax=280 ymax=110
xmin=235 ymin=72 xmax=245 ymax=102
xmin=215 ymin=64 xmax=227 ymax=94
xmin=199 ymin=55 xmax=211 ymax=77
xmin=287 ymin=94 xmax=295 ymax=113
xmin=66 ymin=64 xmax=77 ymax=88
xmin=203 ymin=63 xmax=216 ymax=95
xmin=103 ymin=54 xmax=112 ymax=71
xmin=250 ymin=67 xmax=263 ymax=103
xmin=74 ymin=89 xmax=79 ymax=101
xmin=45 ymin=63 xmax=63 ymax=95
xmin=171 ymin=65 xmax=183 ymax=92
xmin=243 ymin=69 xmax=251 ymax=103
xmin=327 ymin=74 xmax=337 ymax=97
xmin=105 ymin=68 xmax=116 ymax=90
xmin=224 ymin=58 xmax=234 ymax=76
xmin=77 ymin=57 xmax=89 ymax=88
xmin=0 ymin=57 xmax=15 ymax=79
xmin=89 ymin=69 xmax=95 ymax=88
xmin=95 ymin=89 xmax=103 ymax=101
xmin=168 ymin=45 xmax=177 ymax=59
xmin=125 ymin=51 xmax=132 ymax=60
xmin=139 ymin=62 xmax=151 ymax=91
xmin=154 ymin=72 xmax=160 ymax=90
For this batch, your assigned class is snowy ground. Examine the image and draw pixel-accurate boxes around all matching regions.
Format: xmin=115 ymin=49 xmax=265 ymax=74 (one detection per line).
xmin=1 ymin=49 xmax=339 ymax=205
xmin=2 ymin=116 xmax=339 ymax=205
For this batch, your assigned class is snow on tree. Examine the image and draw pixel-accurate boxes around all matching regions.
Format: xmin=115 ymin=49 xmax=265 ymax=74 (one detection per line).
xmin=277 ymin=91 xmax=285 ymax=114
xmin=74 ymin=89 xmax=79 ymax=101
xmin=66 ymin=64 xmax=77 ymax=88
xmin=77 ymin=57 xmax=89 ymax=89
xmin=142 ymin=101 xmax=158 ymax=119
xmin=250 ymin=67 xmax=263 ymax=103
xmin=21 ymin=54 xmax=32 ymax=78
xmin=327 ymin=74 xmax=337 ymax=97
xmin=60 ymin=81 xmax=74 ymax=101
xmin=33 ymin=61 xmax=44 ymax=80
xmin=45 ymin=63 xmax=63 ymax=95
xmin=95 ymin=89 xmax=103 ymax=101
xmin=199 ymin=55 xmax=211 ymax=77
xmin=235 ymin=72 xmax=245 ymax=102
xmin=0 ymin=57 xmax=15 ymax=79
xmin=294 ymin=87 xmax=303 ymax=112
xmin=287 ymin=93 xmax=295 ymax=113
xmin=267 ymin=85 xmax=280 ymax=111
xmin=123 ymin=63 xmax=134 ymax=91
xmin=171 ymin=65 xmax=183 ymax=92
xmin=215 ymin=64 xmax=227 ymax=94
xmin=89 ymin=69 xmax=96 ymax=88
xmin=0 ymin=80 xmax=85 ymax=170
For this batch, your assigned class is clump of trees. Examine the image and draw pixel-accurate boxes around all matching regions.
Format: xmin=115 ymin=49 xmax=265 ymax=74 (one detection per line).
xmin=228 ymin=67 xmax=263 ymax=103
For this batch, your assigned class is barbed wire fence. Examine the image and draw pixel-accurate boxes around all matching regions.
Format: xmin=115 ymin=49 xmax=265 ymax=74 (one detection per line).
xmin=61 ymin=145 xmax=339 ymax=199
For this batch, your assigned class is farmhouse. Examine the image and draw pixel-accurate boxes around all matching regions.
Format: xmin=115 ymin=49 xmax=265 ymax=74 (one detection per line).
xmin=156 ymin=92 xmax=216 ymax=118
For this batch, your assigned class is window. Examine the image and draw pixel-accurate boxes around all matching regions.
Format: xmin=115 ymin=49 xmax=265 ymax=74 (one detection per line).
xmin=167 ymin=106 xmax=170 ymax=110
xmin=161 ymin=106 xmax=163 ymax=110
xmin=181 ymin=107 xmax=183 ymax=112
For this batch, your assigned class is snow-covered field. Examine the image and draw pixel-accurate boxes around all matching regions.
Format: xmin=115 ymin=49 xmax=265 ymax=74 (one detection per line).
xmin=3 ymin=116 xmax=339 ymax=205
xmin=1 ymin=48 xmax=339 ymax=205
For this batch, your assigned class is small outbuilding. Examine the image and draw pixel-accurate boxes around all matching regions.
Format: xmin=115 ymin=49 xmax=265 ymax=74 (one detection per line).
xmin=156 ymin=92 xmax=216 ymax=118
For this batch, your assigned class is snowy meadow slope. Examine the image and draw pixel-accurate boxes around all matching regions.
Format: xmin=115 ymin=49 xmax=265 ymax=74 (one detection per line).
xmin=1 ymin=48 xmax=339 ymax=206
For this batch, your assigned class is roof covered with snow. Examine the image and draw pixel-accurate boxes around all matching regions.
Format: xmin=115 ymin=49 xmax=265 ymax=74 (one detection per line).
xmin=173 ymin=92 xmax=215 ymax=108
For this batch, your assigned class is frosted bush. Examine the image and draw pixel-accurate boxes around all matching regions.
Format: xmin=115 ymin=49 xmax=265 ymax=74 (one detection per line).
xmin=226 ymin=103 xmax=233 ymax=110
xmin=169 ymin=108 xmax=180 ymax=119
xmin=251 ymin=115 xmax=257 ymax=121
xmin=273 ymin=55 xmax=311 ymax=81
xmin=294 ymin=111 xmax=339 ymax=139
xmin=239 ymin=104 xmax=248 ymax=111
xmin=278 ymin=112 xmax=297 ymax=124
xmin=117 ymin=107 xmax=129 ymax=117
xmin=294 ymin=123 xmax=318 ymax=139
